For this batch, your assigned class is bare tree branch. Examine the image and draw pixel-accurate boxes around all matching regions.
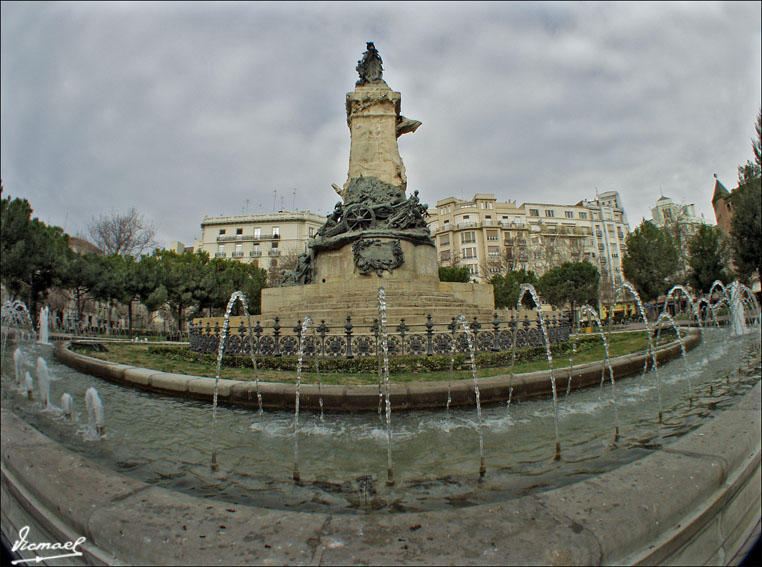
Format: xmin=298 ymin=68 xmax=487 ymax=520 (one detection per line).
xmin=87 ymin=208 xmax=157 ymax=257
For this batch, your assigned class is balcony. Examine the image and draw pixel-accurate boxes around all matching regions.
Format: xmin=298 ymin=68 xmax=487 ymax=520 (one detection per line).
xmin=232 ymin=251 xmax=244 ymax=258
xmin=456 ymin=221 xmax=478 ymax=228
xmin=249 ymin=250 xmax=262 ymax=257
xmin=268 ymin=249 xmax=281 ymax=256
xmin=214 ymin=252 xmax=226 ymax=258
xmin=217 ymin=233 xmax=278 ymax=242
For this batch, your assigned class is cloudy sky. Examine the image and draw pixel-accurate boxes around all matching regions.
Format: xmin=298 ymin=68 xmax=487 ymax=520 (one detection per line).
xmin=2 ymin=1 xmax=760 ymax=249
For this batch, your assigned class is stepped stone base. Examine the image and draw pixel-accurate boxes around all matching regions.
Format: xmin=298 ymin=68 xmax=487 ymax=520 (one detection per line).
xmin=259 ymin=239 xmax=495 ymax=328
xmin=259 ymin=277 xmax=495 ymax=328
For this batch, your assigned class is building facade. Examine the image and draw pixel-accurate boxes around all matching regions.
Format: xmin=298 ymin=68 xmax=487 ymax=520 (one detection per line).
xmin=426 ymin=192 xmax=631 ymax=290
xmin=650 ymin=194 xmax=711 ymax=278
xmin=193 ymin=210 xmax=326 ymax=278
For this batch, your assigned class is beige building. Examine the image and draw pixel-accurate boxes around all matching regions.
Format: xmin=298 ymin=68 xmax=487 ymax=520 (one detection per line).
xmin=427 ymin=192 xmax=630 ymax=290
xmin=193 ymin=210 xmax=326 ymax=277
xmin=650 ymin=194 xmax=711 ymax=278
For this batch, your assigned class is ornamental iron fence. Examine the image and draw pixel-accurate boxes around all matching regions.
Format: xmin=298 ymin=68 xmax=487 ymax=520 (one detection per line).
xmin=188 ymin=312 xmax=572 ymax=359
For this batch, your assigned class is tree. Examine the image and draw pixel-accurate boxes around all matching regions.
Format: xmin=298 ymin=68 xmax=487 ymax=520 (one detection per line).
xmin=86 ymin=207 xmax=157 ymax=257
xmin=622 ymin=220 xmax=679 ymax=302
xmin=63 ymin=252 xmax=103 ymax=326
xmin=490 ymin=269 xmax=538 ymax=309
xmin=686 ymin=224 xmax=730 ymax=293
xmin=737 ymin=106 xmax=762 ymax=185
xmin=153 ymin=249 xmax=209 ymax=331
xmin=439 ymin=266 xmax=471 ymax=282
xmin=729 ymin=178 xmax=762 ymax=282
xmin=202 ymin=258 xmax=268 ymax=315
xmin=1 ymin=191 xmax=70 ymax=318
xmin=537 ymin=261 xmax=599 ymax=325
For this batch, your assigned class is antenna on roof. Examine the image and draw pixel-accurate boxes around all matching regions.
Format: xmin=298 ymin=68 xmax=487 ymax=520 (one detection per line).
xmin=292 ymin=188 xmax=296 ymax=211
xmin=272 ymin=190 xmax=277 ymax=212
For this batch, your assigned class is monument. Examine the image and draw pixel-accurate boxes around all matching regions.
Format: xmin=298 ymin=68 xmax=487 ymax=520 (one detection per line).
xmin=261 ymin=43 xmax=494 ymax=325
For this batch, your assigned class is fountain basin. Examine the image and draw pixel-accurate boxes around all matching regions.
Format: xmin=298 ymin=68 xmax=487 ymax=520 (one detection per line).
xmin=55 ymin=330 xmax=700 ymax=411
xmin=2 ymin=379 xmax=759 ymax=565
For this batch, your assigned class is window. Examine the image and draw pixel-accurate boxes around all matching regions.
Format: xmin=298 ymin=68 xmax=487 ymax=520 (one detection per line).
xmin=234 ymin=244 xmax=243 ymax=257
xmin=486 ymin=230 xmax=498 ymax=241
xmin=440 ymin=250 xmax=451 ymax=262
xmin=439 ymin=234 xmax=450 ymax=246
xmin=488 ymin=246 xmax=500 ymax=257
xmin=309 ymin=227 xmax=315 ymax=237
xmin=219 ymin=229 xmax=226 ymax=235
xmin=236 ymin=228 xmax=243 ymax=235
xmin=272 ymin=226 xmax=280 ymax=238
xmin=463 ymin=247 xmax=477 ymax=259
xmin=565 ymin=211 xmax=574 ymax=219
xmin=271 ymin=259 xmax=278 ymax=268
xmin=467 ymin=265 xmax=478 ymax=275
xmin=460 ymin=232 xmax=476 ymax=243
xmin=579 ymin=212 xmax=588 ymax=219
xmin=545 ymin=210 xmax=555 ymax=218
xmin=529 ymin=209 xmax=539 ymax=217
xmin=272 ymin=241 xmax=279 ymax=248
xmin=253 ymin=227 xmax=261 ymax=239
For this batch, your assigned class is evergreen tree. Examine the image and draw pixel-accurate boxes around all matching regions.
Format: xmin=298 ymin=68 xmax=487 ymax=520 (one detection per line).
xmin=537 ymin=261 xmax=599 ymax=325
xmin=622 ymin=220 xmax=679 ymax=302
xmin=687 ymin=224 xmax=730 ymax=293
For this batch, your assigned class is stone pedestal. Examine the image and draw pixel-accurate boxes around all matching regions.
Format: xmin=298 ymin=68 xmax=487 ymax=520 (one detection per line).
xmin=313 ymin=239 xmax=438 ymax=285
xmin=344 ymin=83 xmax=407 ymax=193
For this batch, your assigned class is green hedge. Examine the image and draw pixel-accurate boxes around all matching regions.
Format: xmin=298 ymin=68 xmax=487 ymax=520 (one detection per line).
xmin=147 ymin=334 xmax=616 ymax=374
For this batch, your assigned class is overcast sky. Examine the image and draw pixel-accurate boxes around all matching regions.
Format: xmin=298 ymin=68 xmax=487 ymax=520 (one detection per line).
xmin=2 ymin=1 xmax=760 ymax=249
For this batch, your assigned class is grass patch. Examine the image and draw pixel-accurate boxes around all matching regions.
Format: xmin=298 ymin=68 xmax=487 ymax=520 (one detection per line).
xmin=70 ymin=330 xmax=677 ymax=386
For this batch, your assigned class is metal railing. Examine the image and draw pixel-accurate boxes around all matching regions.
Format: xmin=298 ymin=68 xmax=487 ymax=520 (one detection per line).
xmin=188 ymin=313 xmax=572 ymax=359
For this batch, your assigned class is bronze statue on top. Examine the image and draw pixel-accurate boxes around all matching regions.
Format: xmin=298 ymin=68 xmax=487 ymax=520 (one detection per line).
xmin=356 ymin=42 xmax=384 ymax=85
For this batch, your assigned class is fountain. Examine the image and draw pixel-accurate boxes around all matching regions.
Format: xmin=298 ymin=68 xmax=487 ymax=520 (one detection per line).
xmin=3 ymin=277 xmax=761 ymax=564
xmin=61 ymin=392 xmax=73 ymax=421
xmin=84 ymin=386 xmax=105 ymax=438
xmin=2 ymin=43 xmax=761 ymax=564
xmin=38 ymin=306 xmax=50 ymax=346
xmin=36 ymin=356 xmax=51 ymax=410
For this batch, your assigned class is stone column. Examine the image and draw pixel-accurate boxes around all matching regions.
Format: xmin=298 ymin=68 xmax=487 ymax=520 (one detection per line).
xmin=344 ymin=82 xmax=407 ymax=194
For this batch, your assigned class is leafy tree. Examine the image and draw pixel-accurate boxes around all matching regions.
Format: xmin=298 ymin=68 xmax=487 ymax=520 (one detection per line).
xmin=687 ymin=224 xmax=730 ymax=293
xmin=90 ymin=254 xmax=133 ymax=331
xmin=537 ymin=261 xmax=599 ymax=325
xmin=737 ymin=107 xmax=762 ymax=185
xmin=1 ymin=191 xmax=70 ymax=318
xmin=153 ymin=249 xmax=210 ymax=331
xmin=490 ymin=269 xmax=538 ymax=309
xmin=622 ymin=220 xmax=679 ymax=302
xmin=86 ymin=207 xmax=157 ymax=256
xmin=439 ymin=266 xmax=471 ymax=282
xmin=202 ymin=258 xmax=268 ymax=315
xmin=63 ymin=252 xmax=103 ymax=326
xmin=729 ymin=178 xmax=762 ymax=282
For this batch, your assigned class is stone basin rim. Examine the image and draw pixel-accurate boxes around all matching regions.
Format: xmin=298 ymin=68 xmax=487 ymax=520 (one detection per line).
xmin=54 ymin=328 xmax=701 ymax=411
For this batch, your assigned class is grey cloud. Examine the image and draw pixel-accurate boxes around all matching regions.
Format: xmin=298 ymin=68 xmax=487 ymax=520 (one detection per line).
xmin=2 ymin=1 xmax=759 ymax=247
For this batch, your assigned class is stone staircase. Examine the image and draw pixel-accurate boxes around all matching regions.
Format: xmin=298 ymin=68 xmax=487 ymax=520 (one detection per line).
xmin=258 ymin=287 xmax=496 ymax=328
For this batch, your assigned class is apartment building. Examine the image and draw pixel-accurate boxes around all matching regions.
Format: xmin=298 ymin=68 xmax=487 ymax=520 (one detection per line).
xmin=427 ymin=194 xmax=527 ymax=280
xmin=193 ymin=211 xmax=326 ymax=275
xmin=427 ymin=192 xmax=631 ymax=288
xmin=650 ymin=194 xmax=711 ymax=278
xmin=576 ymin=191 xmax=631 ymax=296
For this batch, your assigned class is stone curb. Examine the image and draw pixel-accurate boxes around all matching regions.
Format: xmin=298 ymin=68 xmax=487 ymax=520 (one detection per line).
xmin=55 ymin=329 xmax=700 ymax=412
xmin=2 ymin=382 xmax=758 ymax=565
